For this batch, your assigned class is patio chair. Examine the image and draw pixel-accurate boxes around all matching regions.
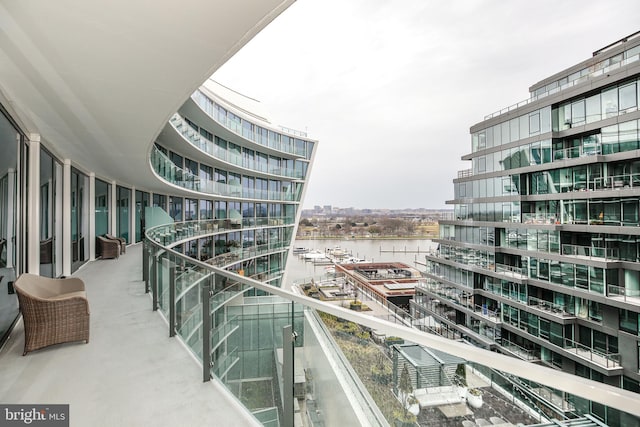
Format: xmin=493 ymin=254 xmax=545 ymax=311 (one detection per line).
xmin=14 ymin=273 xmax=90 ymax=355
xmin=105 ymin=234 xmax=126 ymax=254
xmin=97 ymin=236 xmax=120 ymax=259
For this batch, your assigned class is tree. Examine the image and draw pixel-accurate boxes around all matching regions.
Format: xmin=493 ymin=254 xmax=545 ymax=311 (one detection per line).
xmin=397 ymin=364 xmax=417 ymax=424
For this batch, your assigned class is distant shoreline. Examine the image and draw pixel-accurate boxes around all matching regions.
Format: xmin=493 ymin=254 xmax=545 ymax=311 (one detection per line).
xmin=295 ymin=236 xmax=435 ymax=240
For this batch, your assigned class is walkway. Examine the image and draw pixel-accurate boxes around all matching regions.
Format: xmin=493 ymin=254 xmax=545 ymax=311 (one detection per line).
xmin=0 ymin=244 xmax=258 ymax=427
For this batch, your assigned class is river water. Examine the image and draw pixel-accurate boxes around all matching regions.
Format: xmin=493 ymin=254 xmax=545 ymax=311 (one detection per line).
xmin=283 ymin=238 xmax=437 ymax=286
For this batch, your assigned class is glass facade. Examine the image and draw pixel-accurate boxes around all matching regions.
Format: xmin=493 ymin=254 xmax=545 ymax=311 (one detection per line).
xmin=415 ymin=36 xmax=640 ymax=425
xmin=117 ymin=185 xmax=131 ymax=243
xmin=0 ymin=109 xmax=21 ymax=342
xmin=70 ymin=168 xmax=89 ymax=272
xmin=39 ymin=148 xmax=62 ymax=277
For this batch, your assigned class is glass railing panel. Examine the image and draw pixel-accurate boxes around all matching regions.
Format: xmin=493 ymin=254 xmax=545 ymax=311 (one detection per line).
xmin=189 ymin=95 xmax=310 ymax=158
xmin=144 ymin=222 xmax=640 ymax=426
xmin=561 ymin=244 xmax=619 ymax=260
xmin=151 ymin=145 xmax=299 ymax=200
xmin=562 ymin=339 xmax=621 ymax=369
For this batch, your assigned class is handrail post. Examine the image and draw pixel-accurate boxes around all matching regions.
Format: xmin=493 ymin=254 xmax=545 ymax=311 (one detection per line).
xmin=152 ymin=252 xmax=160 ymax=311
xmin=282 ymin=324 xmax=294 ymax=427
xmin=150 ymin=250 xmax=157 ymax=306
xmin=169 ymin=261 xmax=177 ymax=337
xmin=202 ymin=276 xmax=212 ymax=382
xmin=143 ymin=242 xmax=149 ymax=292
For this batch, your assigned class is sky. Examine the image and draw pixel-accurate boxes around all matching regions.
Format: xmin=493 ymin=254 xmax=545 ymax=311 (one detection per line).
xmin=214 ymin=0 xmax=640 ymax=210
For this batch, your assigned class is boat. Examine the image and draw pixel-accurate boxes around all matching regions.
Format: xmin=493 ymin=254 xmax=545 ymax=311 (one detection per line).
xmin=301 ymin=250 xmax=326 ymax=260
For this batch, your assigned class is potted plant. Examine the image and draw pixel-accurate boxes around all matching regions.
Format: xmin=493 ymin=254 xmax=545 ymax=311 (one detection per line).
xmin=467 ymin=388 xmax=483 ymax=409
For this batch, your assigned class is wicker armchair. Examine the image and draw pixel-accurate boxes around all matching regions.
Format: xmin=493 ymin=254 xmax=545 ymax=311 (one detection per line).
xmin=105 ymin=234 xmax=126 ymax=254
xmin=97 ymin=236 xmax=120 ymax=259
xmin=14 ymin=273 xmax=90 ymax=355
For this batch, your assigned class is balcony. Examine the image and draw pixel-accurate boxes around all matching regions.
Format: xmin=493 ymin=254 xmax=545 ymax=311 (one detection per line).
xmin=483 ymin=51 xmax=640 ymax=121
xmin=0 ymin=244 xmax=258 ymax=426
xmin=169 ymin=114 xmax=305 ymax=180
xmin=150 ymin=146 xmax=297 ymax=201
xmin=3 ymin=231 xmax=640 ymax=424
xmin=527 ymin=296 xmax=575 ymax=319
xmin=561 ymin=244 xmax=619 ymax=261
xmin=590 ymin=172 xmax=640 ymax=193
xmin=608 ymin=284 xmax=640 ymax=306
xmin=561 ymin=339 xmax=622 ymax=371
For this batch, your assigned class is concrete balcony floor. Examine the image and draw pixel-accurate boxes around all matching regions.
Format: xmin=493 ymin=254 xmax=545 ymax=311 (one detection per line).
xmin=0 ymin=243 xmax=258 ymax=427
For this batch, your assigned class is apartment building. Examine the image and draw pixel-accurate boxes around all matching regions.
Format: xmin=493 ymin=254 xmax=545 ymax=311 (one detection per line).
xmin=414 ymin=32 xmax=640 ymax=425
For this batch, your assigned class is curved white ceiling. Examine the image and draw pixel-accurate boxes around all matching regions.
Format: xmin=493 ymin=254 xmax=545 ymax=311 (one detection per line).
xmin=0 ymin=0 xmax=293 ymax=192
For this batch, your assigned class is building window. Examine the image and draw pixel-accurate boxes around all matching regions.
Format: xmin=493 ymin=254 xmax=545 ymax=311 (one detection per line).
xmin=95 ymin=178 xmax=110 ymax=238
xmin=619 ymin=82 xmax=637 ymax=112
xmin=116 ymin=185 xmax=131 ymax=243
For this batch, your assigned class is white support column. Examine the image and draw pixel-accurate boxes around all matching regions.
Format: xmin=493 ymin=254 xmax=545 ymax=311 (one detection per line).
xmin=130 ymin=186 xmax=136 ymax=244
xmin=110 ymin=180 xmax=117 ymax=235
xmin=89 ymin=173 xmax=96 ymax=261
xmin=54 ymin=163 xmax=63 ymax=277
xmin=26 ymin=135 xmax=40 ymax=274
xmin=62 ymin=159 xmax=72 ymax=277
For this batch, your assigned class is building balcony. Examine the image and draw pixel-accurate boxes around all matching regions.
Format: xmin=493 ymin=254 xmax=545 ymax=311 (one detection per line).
xmin=150 ymin=146 xmax=297 ymax=201
xmin=561 ymin=244 xmax=619 ymax=262
xmin=483 ymin=49 xmax=640 ymax=121
xmin=192 ymin=90 xmax=312 ymax=159
xmin=527 ymin=296 xmax=576 ymax=320
xmin=499 ymin=338 xmax=539 ymax=362
xmin=3 ymin=237 xmax=639 ymax=425
xmin=506 ymin=321 xmax=622 ymax=372
xmin=607 ymin=284 xmax=640 ymax=306
xmin=0 ymin=244 xmax=259 ymax=426
xmin=169 ymin=114 xmax=306 ymax=180
xmin=147 ymin=219 xmax=294 ymax=251
xmin=561 ymin=338 xmax=622 ymax=371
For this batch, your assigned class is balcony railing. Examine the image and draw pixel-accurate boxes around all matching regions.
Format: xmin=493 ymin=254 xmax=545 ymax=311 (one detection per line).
xmin=192 ymin=91 xmax=310 ymax=158
xmin=472 ymin=303 xmax=501 ymax=323
xmin=522 ymin=213 xmax=558 ymax=225
xmin=561 ymin=244 xmax=619 ymax=261
xmin=457 ymin=168 xmax=473 ymax=178
xmin=562 ymin=338 xmax=621 ymax=370
xmin=552 ymin=144 xmax=600 ymax=162
xmin=170 ymin=114 xmax=306 ymax=180
xmin=527 ymin=296 xmax=574 ymax=318
xmin=483 ymin=52 xmax=640 ymax=121
xmin=608 ymin=284 xmax=640 ymax=304
xmin=150 ymin=146 xmax=297 ymax=201
xmin=590 ymin=172 xmax=640 ymax=192
xmin=494 ymin=264 xmax=527 ymax=278
xmin=141 ymin=221 xmax=640 ymax=421
xmin=146 ymin=218 xmax=295 ymax=247
xmin=500 ymin=338 xmax=538 ymax=361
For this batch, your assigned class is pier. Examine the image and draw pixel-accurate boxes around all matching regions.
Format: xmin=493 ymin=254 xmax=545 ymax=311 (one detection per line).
xmin=379 ymin=246 xmax=429 ymax=254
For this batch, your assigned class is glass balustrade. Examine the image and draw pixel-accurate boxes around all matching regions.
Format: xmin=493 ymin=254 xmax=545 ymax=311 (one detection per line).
xmin=142 ymin=222 xmax=640 ymax=426
xmin=150 ymin=146 xmax=297 ymax=201
xmin=561 ymin=244 xmax=620 ymax=261
xmin=192 ymin=91 xmax=312 ymax=159
xmin=169 ymin=114 xmax=305 ymax=179
xmin=484 ymin=53 xmax=640 ymax=120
